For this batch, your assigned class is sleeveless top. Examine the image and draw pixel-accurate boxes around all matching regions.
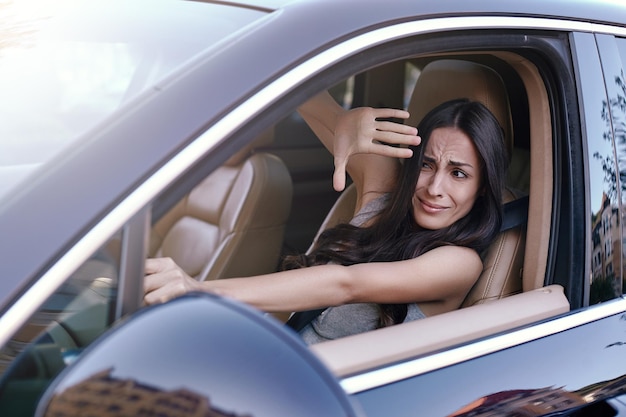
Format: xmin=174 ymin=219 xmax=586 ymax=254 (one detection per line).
xmin=299 ymin=193 xmax=426 ymax=345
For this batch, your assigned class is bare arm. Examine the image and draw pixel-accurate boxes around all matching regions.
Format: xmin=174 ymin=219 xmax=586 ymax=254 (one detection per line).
xmin=144 ymin=246 xmax=481 ymax=314
xmin=298 ymin=91 xmax=421 ymax=193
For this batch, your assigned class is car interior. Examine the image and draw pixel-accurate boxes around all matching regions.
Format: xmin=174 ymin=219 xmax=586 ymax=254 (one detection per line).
xmin=148 ymin=127 xmax=293 ymax=281
xmin=143 ymin=52 xmax=569 ymax=374
xmin=0 ymin=49 xmax=570 ymax=411
xmin=307 ymin=52 xmax=567 ymax=375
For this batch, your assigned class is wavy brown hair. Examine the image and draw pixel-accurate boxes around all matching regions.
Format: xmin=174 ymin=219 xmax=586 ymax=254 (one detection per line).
xmin=282 ymin=99 xmax=508 ymax=327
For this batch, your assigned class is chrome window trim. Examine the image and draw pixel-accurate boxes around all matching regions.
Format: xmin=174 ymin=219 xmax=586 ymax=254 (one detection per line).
xmin=1 ymin=14 xmax=625 ymax=350
xmin=341 ymin=297 xmax=626 ymax=394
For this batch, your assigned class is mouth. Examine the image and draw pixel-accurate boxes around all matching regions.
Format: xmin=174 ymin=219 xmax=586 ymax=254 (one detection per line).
xmin=419 ymin=198 xmax=448 ymax=213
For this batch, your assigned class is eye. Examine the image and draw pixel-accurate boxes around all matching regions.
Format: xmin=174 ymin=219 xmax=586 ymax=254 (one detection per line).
xmin=421 ymin=161 xmax=433 ymax=170
xmin=452 ymin=169 xmax=468 ymax=179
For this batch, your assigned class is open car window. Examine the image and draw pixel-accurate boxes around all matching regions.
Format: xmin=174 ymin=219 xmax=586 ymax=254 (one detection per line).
xmin=148 ymin=39 xmax=563 ymax=359
xmin=145 ymin=26 xmax=602 ymax=379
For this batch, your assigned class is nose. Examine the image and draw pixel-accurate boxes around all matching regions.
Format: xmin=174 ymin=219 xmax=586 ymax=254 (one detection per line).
xmin=426 ymin=171 xmax=444 ymax=197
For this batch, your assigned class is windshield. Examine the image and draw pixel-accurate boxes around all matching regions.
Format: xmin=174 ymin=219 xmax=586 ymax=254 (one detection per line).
xmin=0 ymin=0 xmax=266 ymax=199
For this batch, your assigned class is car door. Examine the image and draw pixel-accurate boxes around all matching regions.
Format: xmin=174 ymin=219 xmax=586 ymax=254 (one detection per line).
xmin=342 ymin=23 xmax=626 ymax=417
xmin=6 ymin=5 xmax=626 ymax=417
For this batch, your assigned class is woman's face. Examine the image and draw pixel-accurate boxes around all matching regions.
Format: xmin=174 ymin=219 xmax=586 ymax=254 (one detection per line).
xmin=412 ymin=127 xmax=483 ymax=230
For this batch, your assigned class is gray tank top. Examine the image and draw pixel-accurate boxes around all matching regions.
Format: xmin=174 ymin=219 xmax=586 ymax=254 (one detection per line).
xmin=299 ymin=193 xmax=426 ymax=345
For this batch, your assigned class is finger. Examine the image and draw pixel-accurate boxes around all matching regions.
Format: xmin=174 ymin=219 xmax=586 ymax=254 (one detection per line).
xmin=370 ymin=143 xmax=414 ymax=159
xmin=333 ymin=157 xmax=347 ymax=192
xmin=144 ymin=262 xmax=184 ymax=292
xmin=143 ymin=270 xmax=190 ymax=304
xmin=144 ymin=283 xmax=175 ymax=305
xmin=146 ymin=257 xmax=183 ymax=276
xmin=145 ymin=258 xmax=161 ymax=275
xmin=375 ymin=120 xmax=418 ymax=136
xmin=373 ymin=130 xmax=421 ymax=147
xmin=371 ymin=108 xmax=411 ymax=120
xmin=143 ymin=269 xmax=170 ymax=294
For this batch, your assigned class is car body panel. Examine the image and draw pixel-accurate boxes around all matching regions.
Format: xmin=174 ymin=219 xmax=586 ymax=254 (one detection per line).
xmin=353 ymin=300 xmax=626 ymax=416
xmin=35 ymin=293 xmax=362 ymax=417
xmin=2 ymin=0 xmax=626 ymax=415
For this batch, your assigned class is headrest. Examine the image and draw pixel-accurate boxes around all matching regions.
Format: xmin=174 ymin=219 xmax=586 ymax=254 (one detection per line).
xmin=407 ymin=59 xmax=513 ymax=158
xmin=225 ymin=127 xmax=274 ymax=166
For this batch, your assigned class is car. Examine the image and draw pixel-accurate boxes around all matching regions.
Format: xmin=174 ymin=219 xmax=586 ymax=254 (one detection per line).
xmin=1 ymin=0 xmax=626 ymax=415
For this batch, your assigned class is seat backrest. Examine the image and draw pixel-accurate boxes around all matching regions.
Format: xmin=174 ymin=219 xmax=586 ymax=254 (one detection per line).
xmin=406 ymin=59 xmax=513 ymax=156
xmin=306 ymin=183 xmax=357 ymax=254
xmin=310 ymin=59 xmax=527 ymax=306
xmin=150 ymin=129 xmax=293 ymax=281
xmin=461 ymin=187 xmax=526 ymax=307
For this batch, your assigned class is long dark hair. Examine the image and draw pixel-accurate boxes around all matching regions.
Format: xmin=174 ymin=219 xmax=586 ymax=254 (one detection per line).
xmin=282 ymin=99 xmax=508 ymax=327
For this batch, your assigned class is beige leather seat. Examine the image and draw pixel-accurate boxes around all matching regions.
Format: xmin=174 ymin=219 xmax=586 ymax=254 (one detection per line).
xmin=310 ymin=59 xmax=527 ymax=306
xmin=150 ymin=129 xmax=293 ymax=281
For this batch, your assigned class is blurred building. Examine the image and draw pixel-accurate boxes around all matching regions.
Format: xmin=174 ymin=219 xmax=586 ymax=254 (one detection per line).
xmin=44 ymin=368 xmax=251 ymax=417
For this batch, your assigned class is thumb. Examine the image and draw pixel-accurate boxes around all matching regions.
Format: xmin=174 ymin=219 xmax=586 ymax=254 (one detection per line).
xmin=332 ymin=156 xmax=347 ymax=192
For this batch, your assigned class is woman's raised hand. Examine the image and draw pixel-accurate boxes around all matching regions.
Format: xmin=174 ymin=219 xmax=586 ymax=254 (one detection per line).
xmin=332 ymin=107 xmax=421 ymax=191
xmin=144 ymin=257 xmax=202 ymax=305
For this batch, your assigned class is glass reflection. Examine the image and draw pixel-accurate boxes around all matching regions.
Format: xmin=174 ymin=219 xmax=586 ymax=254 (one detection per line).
xmin=447 ymin=372 xmax=626 ymax=416
xmin=38 ymin=296 xmax=357 ymax=417
xmin=0 ymin=235 xmax=120 ymax=417
xmin=355 ymin=309 xmax=626 ymax=417
xmin=613 ymin=37 xmax=626 ymax=296
xmin=580 ymin=34 xmax=623 ymax=304
xmin=44 ymin=368 xmax=252 ymax=417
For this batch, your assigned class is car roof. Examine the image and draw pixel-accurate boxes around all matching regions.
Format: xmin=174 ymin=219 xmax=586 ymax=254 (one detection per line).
xmin=211 ymin=0 xmax=626 ymax=28
xmin=0 ymin=0 xmax=624 ymax=313
xmin=273 ymin=0 xmax=626 ymax=28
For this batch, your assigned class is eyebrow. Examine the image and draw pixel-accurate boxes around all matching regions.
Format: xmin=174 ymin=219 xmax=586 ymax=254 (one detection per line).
xmin=423 ymin=155 xmax=475 ymax=169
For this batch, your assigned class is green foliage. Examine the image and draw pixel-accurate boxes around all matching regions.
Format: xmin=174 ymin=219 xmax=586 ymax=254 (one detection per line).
xmin=590 ymin=273 xmax=618 ymax=305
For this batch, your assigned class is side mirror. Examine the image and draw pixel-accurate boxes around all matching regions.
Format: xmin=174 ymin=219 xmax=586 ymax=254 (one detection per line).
xmin=36 ymin=293 xmax=362 ymax=417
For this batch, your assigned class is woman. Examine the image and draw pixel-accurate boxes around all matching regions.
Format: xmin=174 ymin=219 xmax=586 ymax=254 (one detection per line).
xmin=144 ymin=94 xmax=508 ymax=344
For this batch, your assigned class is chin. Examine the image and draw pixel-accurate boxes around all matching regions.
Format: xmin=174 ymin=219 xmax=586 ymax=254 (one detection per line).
xmin=414 ymin=215 xmax=453 ymax=231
